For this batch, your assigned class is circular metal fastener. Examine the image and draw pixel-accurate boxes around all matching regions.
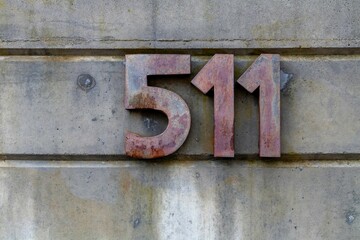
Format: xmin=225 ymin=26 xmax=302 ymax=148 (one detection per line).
xmin=77 ymin=74 xmax=96 ymax=92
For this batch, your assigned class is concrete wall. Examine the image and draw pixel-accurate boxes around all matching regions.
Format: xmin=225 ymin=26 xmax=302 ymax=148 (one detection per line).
xmin=1 ymin=0 xmax=360 ymax=239
xmin=1 ymin=160 xmax=360 ymax=240
xmin=1 ymin=0 xmax=360 ymax=49
xmin=0 ymin=56 xmax=359 ymax=155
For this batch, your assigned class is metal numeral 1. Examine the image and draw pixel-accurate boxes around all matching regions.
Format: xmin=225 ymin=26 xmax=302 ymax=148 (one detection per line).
xmin=192 ymin=54 xmax=235 ymax=157
xmin=237 ymin=54 xmax=281 ymax=157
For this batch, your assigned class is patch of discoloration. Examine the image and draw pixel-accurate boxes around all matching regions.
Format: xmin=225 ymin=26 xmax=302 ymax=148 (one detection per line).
xmin=345 ymin=209 xmax=358 ymax=225
xmin=280 ymin=69 xmax=294 ymax=90
xmin=0 ymin=0 xmax=6 ymax=8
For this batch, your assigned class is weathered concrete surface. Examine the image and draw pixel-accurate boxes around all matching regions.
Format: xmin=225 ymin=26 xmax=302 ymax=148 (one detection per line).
xmin=1 ymin=1 xmax=359 ymax=240
xmin=0 ymin=56 xmax=359 ymax=155
xmin=0 ymin=56 xmax=125 ymax=154
xmin=1 ymin=0 xmax=360 ymax=49
xmin=0 ymin=160 xmax=359 ymax=240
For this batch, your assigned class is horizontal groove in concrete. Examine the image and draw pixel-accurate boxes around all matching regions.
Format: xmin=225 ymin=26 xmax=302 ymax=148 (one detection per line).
xmin=2 ymin=154 xmax=360 ymax=162
xmin=2 ymin=159 xmax=360 ymax=168
xmin=1 ymin=48 xmax=360 ymax=56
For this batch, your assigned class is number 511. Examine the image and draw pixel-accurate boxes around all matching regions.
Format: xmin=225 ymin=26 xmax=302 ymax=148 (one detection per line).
xmin=125 ymin=54 xmax=280 ymax=159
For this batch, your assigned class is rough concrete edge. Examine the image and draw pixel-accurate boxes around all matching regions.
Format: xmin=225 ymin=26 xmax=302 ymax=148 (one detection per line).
xmin=2 ymin=48 xmax=360 ymax=56
xmin=1 ymin=154 xmax=360 ymax=161
xmin=1 ymin=158 xmax=360 ymax=168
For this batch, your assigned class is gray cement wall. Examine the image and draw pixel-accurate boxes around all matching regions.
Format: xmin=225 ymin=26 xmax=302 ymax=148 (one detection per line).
xmin=1 ymin=160 xmax=360 ymax=240
xmin=0 ymin=56 xmax=359 ymax=155
xmin=1 ymin=0 xmax=360 ymax=49
xmin=1 ymin=0 xmax=360 ymax=239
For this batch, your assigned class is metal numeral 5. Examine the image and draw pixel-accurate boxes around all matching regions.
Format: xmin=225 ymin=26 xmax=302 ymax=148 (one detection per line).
xmin=125 ymin=55 xmax=191 ymax=159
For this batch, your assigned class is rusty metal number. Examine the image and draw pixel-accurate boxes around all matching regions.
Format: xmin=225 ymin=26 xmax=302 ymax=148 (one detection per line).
xmin=125 ymin=55 xmax=191 ymax=159
xmin=237 ymin=54 xmax=281 ymax=157
xmin=192 ymin=54 xmax=234 ymax=157
xmin=125 ymin=54 xmax=281 ymax=159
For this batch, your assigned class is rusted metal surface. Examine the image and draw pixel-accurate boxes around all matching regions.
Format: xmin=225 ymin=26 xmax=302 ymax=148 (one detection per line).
xmin=237 ymin=54 xmax=281 ymax=157
xmin=191 ymin=54 xmax=234 ymax=157
xmin=125 ymin=54 xmax=191 ymax=159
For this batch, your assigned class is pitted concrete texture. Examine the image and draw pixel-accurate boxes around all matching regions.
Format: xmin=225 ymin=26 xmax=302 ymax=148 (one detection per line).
xmin=0 ymin=0 xmax=360 ymax=49
xmin=0 ymin=56 xmax=359 ymax=155
xmin=0 ymin=160 xmax=360 ymax=240
xmin=1 ymin=1 xmax=359 ymax=240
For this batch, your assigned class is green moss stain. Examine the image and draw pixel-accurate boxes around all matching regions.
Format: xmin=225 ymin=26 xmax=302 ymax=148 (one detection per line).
xmin=68 ymin=0 xmax=75 ymax=6
xmin=251 ymin=18 xmax=304 ymax=47
xmin=0 ymin=0 xmax=5 ymax=9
